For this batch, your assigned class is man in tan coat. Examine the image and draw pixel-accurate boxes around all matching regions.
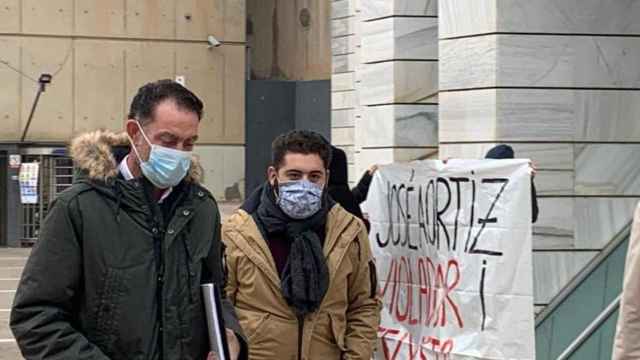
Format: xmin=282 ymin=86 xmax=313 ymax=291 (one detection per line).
xmin=222 ymin=130 xmax=381 ymax=359
xmin=614 ymin=203 xmax=640 ymax=359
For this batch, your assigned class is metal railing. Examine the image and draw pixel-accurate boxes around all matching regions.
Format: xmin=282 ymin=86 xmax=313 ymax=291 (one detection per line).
xmin=20 ymin=155 xmax=73 ymax=245
xmin=535 ymin=222 xmax=632 ymax=327
xmin=556 ymin=294 xmax=621 ymax=360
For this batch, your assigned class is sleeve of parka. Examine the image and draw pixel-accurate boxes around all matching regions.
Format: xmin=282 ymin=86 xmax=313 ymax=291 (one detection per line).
xmin=352 ymin=172 xmax=373 ymax=205
xmin=343 ymin=225 xmax=382 ymax=360
xmin=613 ymin=203 xmax=640 ymax=359
xmin=221 ymin=225 xmax=238 ymax=306
xmin=207 ymin=208 xmax=248 ymax=360
xmin=10 ymin=197 xmax=110 ymax=360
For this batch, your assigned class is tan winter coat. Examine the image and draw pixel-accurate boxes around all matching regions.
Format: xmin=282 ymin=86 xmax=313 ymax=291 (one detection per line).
xmin=222 ymin=205 xmax=381 ymax=360
xmin=614 ymin=202 xmax=640 ymax=359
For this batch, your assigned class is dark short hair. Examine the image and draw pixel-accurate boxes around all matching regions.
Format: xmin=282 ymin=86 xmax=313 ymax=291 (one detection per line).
xmin=272 ymin=130 xmax=332 ymax=169
xmin=485 ymin=144 xmax=515 ymax=159
xmin=128 ymin=79 xmax=204 ymax=125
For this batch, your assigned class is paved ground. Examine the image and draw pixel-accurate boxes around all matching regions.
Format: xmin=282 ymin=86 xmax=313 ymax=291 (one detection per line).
xmin=0 ymin=248 xmax=29 ymax=359
xmin=0 ymin=202 xmax=242 ymax=359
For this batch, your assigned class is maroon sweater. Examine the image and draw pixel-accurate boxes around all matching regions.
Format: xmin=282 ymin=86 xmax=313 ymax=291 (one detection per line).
xmin=266 ymin=232 xmax=290 ymax=277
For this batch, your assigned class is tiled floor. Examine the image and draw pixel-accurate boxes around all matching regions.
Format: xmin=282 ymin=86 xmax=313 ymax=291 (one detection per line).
xmin=0 ymin=248 xmax=29 ymax=360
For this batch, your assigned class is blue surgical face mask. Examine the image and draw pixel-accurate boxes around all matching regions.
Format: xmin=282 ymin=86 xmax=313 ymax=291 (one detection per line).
xmin=128 ymin=122 xmax=192 ymax=189
xmin=276 ymin=179 xmax=323 ymax=220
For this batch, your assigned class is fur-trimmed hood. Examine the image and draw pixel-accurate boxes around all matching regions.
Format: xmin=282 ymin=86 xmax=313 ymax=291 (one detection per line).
xmin=69 ymin=130 xmax=203 ymax=184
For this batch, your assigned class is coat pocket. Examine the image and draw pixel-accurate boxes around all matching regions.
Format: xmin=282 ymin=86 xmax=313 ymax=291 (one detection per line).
xmin=329 ymin=313 xmax=347 ymax=352
xmin=93 ymin=267 xmax=126 ymax=349
xmin=246 ymin=312 xmax=271 ymax=344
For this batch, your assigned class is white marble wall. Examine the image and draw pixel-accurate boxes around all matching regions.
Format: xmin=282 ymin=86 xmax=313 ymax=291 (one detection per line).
xmin=361 ymin=0 xmax=438 ymax=20
xmin=574 ymin=198 xmax=638 ymax=248
xmin=359 ymin=147 xmax=438 ymax=168
xmin=331 ymin=0 xmax=359 ymax=184
xmin=440 ymin=0 xmax=640 ymax=39
xmin=360 ymin=105 xmax=438 ymax=148
xmin=331 ymin=0 xmax=440 ymax=181
xmin=332 ymin=72 xmax=355 ymax=92
xmin=575 ymin=145 xmax=640 ymax=196
xmin=439 ymin=143 xmax=575 ymax=169
xmin=332 ymin=35 xmax=358 ymax=56
xmin=331 ymin=127 xmax=355 ymax=146
xmin=441 ymin=35 xmax=640 ymax=90
xmin=362 ymin=17 xmax=438 ymax=63
xmin=533 ymin=251 xmax=598 ymax=305
xmin=332 ymin=53 xmax=357 ymax=73
xmin=440 ymin=90 xmax=640 ymax=142
xmin=332 ymin=17 xmax=356 ymax=37
xmin=534 ymin=198 xmax=574 ymax=249
xmin=332 ymin=90 xmax=357 ymax=110
xmin=332 ymin=108 xmax=355 ymax=128
xmin=359 ymin=61 xmax=438 ymax=105
xmin=532 ymin=197 xmax=637 ymax=250
xmin=439 ymin=0 xmax=640 ymax=307
xmin=332 ymin=0 xmax=355 ymax=20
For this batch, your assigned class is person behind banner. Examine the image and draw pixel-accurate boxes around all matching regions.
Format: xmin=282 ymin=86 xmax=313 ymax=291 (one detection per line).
xmin=11 ymin=80 xmax=246 ymax=360
xmin=352 ymin=164 xmax=378 ymax=206
xmin=222 ymin=130 xmax=381 ymax=359
xmin=326 ymin=144 xmax=379 ymax=232
xmin=484 ymin=145 xmax=539 ymax=223
xmin=445 ymin=145 xmax=539 ymax=223
xmin=327 ymin=145 xmax=369 ymax=231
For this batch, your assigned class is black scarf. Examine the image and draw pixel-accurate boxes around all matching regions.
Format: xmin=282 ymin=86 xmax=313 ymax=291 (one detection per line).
xmin=251 ymin=182 xmax=332 ymax=316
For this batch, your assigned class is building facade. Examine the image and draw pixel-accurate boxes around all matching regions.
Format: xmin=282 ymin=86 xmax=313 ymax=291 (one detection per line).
xmin=0 ymin=0 xmax=246 ymax=246
xmin=331 ymin=0 xmax=640 ymax=323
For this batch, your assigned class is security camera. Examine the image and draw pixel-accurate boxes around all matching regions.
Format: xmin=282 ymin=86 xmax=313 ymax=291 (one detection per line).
xmin=207 ymin=35 xmax=221 ymax=49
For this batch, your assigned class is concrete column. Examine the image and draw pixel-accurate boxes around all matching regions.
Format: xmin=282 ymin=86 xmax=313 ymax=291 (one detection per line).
xmin=331 ymin=0 xmax=359 ymax=184
xmin=356 ymin=0 xmax=439 ymax=178
xmin=439 ymin=0 xmax=640 ymax=312
xmin=331 ymin=0 xmax=440 ymax=185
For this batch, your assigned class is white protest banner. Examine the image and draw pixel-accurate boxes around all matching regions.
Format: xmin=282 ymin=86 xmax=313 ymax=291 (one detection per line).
xmin=366 ymin=160 xmax=535 ymax=360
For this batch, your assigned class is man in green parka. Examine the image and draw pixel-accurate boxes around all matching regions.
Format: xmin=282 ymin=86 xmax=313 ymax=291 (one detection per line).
xmin=10 ymin=80 xmax=246 ymax=360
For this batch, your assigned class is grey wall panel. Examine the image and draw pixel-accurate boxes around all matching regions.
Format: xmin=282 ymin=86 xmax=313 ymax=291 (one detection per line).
xmin=245 ymin=81 xmax=296 ymax=195
xmin=295 ymin=80 xmax=331 ymax=140
xmin=246 ymin=80 xmax=331 ymax=196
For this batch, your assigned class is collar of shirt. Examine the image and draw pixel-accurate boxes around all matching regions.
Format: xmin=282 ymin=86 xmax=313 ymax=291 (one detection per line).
xmin=119 ymin=155 xmax=173 ymax=203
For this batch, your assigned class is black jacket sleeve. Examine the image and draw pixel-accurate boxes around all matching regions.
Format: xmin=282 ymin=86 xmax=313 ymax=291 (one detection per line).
xmin=531 ymin=179 xmax=539 ymax=224
xmin=352 ymin=172 xmax=373 ymax=205
xmin=208 ymin=208 xmax=248 ymax=360
xmin=10 ymin=197 xmax=110 ymax=359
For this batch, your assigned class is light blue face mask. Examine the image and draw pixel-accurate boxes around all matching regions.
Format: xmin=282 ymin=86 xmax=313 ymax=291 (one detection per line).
xmin=129 ymin=122 xmax=192 ymax=189
xmin=276 ymin=179 xmax=323 ymax=220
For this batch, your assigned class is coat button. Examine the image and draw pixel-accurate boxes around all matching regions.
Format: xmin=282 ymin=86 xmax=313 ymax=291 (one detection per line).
xmin=197 ymin=191 xmax=204 ymax=197
xmin=167 ymin=229 xmax=175 ymax=235
xmin=152 ymin=228 xmax=158 ymax=234
xmin=183 ymin=210 xmax=190 ymax=216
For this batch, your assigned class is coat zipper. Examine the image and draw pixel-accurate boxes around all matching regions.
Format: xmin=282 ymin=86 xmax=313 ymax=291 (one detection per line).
xmin=152 ymin=226 xmax=165 ymax=359
xmin=182 ymin=238 xmax=195 ymax=304
xmin=297 ymin=314 xmax=304 ymax=360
